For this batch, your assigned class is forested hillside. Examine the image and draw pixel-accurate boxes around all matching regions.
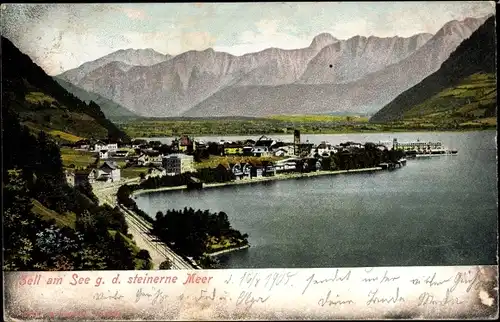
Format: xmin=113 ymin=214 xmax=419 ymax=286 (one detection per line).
xmin=3 ymin=105 xmax=149 ymax=271
xmin=1 ymin=36 xmax=129 ymax=143
xmin=54 ymin=76 xmax=138 ymax=121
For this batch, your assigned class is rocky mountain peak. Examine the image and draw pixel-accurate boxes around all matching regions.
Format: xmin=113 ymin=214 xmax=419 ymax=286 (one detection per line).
xmin=309 ymin=33 xmax=339 ymax=50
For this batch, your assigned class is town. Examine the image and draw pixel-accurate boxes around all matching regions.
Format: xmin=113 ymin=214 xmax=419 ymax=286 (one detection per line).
xmin=62 ymin=130 xmax=407 ymax=189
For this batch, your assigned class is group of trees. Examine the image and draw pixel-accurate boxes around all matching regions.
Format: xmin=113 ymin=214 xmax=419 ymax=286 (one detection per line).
xmin=152 ymin=208 xmax=249 ymax=260
xmin=320 ymin=143 xmax=405 ymax=171
xmin=116 ymin=164 xmax=238 ymax=224
xmin=117 ymin=185 xmax=249 ymax=269
xmin=3 ymin=108 xmax=151 ymax=271
xmin=193 ymin=148 xmax=211 ymax=162
xmin=196 ymin=166 xmax=236 ymax=183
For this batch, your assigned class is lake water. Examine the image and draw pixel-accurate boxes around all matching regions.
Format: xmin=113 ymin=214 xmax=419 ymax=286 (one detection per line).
xmin=135 ymin=131 xmax=498 ymax=268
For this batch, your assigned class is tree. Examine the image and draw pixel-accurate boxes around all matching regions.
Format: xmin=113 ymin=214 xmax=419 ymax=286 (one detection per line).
xmin=107 ymin=233 xmax=135 ymax=270
xmin=136 ymin=249 xmax=151 ymax=261
xmin=139 ymin=172 xmax=146 ymax=180
xmin=140 ymin=260 xmax=153 ymax=270
xmin=75 ymin=246 xmax=107 ymax=270
xmin=3 ymin=171 xmax=37 ymax=270
xmin=198 ymin=255 xmax=218 ymax=269
xmin=193 ymin=149 xmax=202 ymax=163
xmin=159 ymin=260 xmax=172 ymax=270
xmin=77 ymin=180 xmax=98 ymax=204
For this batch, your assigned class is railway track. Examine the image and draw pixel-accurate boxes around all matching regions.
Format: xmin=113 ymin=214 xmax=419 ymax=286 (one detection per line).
xmin=92 ymin=178 xmax=198 ymax=270
xmin=118 ymin=205 xmax=196 ymax=270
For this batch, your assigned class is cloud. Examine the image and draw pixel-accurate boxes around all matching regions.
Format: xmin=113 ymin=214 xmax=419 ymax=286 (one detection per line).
xmin=31 ymin=30 xmax=113 ymax=75
xmin=120 ymin=7 xmax=146 ymax=20
xmin=215 ymin=19 xmax=311 ymax=55
xmin=179 ymin=31 xmax=216 ymax=51
xmin=328 ymin=18 xmax=371 ymax=39
xmin=3 ymin=2 xmax=496 ymax=74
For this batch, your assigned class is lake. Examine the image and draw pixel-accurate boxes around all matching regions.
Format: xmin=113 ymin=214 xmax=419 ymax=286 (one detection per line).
xmin=135 ymin=131 xmax=498 ymax=268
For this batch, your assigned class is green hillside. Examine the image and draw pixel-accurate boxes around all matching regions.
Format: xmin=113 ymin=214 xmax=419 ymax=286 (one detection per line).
xmin=370 ymin=15 xmax=496 ymax=128
xmin=1 ymin=36 xmax=129 ymax=143
xmin=401 ymin=73 xmax=496 ymax=128
xmin=54 ymin=76 xmax=138 ymax=121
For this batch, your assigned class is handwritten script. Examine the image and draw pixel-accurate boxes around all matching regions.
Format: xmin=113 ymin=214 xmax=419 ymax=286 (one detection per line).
xmin=6 ymin=266 xmax=497 ymax=320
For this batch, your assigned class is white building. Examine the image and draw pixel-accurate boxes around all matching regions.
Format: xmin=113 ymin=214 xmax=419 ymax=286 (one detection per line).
xmin=251 ymin=146 xmax=271 ymax=157
xmin=113 ymin=150 xmax=130 ymax=158
xmin=137 ymin=151 xmax=163 ymax=166
xmin=97 ymin=161 xmax=121 ymax=182
xmin=106 ymin=143 xmax=118 ymax=152
xmin=162 ymin=154 xmax=195 ymax=175
xmin=65 ymin=170 xmax=75 ymax=187
xmin=93 ymin=141 xmax=118 ymax=152
xmin=273 ymin=145 xmax=294 ymax=157
xmin=147 ymin=166 xmax=167 ymax=178
xmin=99 ymin=150 xmax=109 ymax=159
xmin=316 ymin=142 xmax=337 ymax=157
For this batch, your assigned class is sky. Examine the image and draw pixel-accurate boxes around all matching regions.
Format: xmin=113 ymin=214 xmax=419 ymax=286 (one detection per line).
xmin=0 ymin=2 xmax=495 ymax=75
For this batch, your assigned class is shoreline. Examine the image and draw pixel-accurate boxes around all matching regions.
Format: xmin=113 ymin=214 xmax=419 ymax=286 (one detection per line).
xmin=131 ymin=167 xmax=383 ymax=197
xmin=126 ymin=204 xmax=251 ymax=263
xmin=124 ymin=167 xmax=383 ymax=263
xmin=206 ymin=245 xmax=250 ymax=257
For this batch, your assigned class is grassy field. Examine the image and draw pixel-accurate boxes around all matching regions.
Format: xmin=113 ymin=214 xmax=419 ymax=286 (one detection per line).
xmin=401 ymin=73 xmax=497 ymax=129
xmin=121 ymin=167 xmax=147 ymax=179
xmin=60 ymin=147 xmax=97 ymax=168
xmin=194 ymin=155 xmax=286 ymax=169
xmin=49 ymin=130 xmax=84 ymax=143
xmin=121 ymin=109 xmax=495 ymax=138
xmin=120 ymin=114 xmax=374 ymax=137
xmin=12 ymin=91 xmax=109 ymax=143
xmin=205 ymin=236 xmax=245 ymax=253
xmin=31 ymin=199 xmax=77 ymax=229
xmin=25 ymin=91 xmax=56 ymax=105
xmin=267 ymin=114 xmax=369 ymax=123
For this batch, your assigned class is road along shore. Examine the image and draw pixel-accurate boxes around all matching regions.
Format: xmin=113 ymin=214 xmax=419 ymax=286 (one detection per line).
xmin=131 ymin=167 xmax=384 ymax=197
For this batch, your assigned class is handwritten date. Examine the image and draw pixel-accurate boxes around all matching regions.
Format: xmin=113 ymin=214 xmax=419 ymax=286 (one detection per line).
xmin=236 ymin=271 xmax=296 ymax=291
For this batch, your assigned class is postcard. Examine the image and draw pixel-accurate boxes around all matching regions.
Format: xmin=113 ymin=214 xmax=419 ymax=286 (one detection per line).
xmin=2 ymin=2 xmax=497 ymax=321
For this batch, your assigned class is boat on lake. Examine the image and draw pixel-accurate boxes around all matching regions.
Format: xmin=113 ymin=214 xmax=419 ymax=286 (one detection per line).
xmin=383 ymin=138 xmax=458 ymax=158
xmin=414 ymin=147 xmax=458 ymax=158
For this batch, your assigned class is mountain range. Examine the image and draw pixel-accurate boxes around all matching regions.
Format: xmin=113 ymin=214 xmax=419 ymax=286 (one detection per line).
xmin=54 ymin=16 xmax=490 ymax=118
xmin=370 ymin=15 xmax=496 ymax=125
xmin=54 ymin=77 xmax=138 ymax=121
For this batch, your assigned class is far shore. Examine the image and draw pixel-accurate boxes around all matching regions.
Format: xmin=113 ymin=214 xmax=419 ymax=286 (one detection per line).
xmin=132 ymin=127 xmax=496 ymax=139
xmin=131 ymin=167 xmax=384 ymax=197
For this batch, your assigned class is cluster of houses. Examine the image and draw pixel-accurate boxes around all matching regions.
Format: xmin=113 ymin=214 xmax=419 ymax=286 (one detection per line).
xmin=213 ymin=157 xmax=320 ymax=181
xmin=65 ymin=161 xmax=121 ymax=187
xmin=71 ymin=139 xmax=129 ymax=159
xmin=64 ymin=133 xmax=390 ymax=187
xmin=216 ymin=135 xmax=383 ymax=158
